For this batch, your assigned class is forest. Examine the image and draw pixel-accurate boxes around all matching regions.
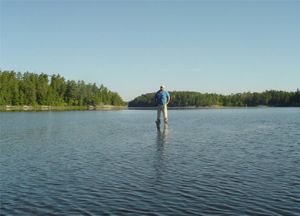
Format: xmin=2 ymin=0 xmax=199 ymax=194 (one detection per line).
xmin=0 ymin=71 xmax=124 ymax=106
xmin=128 ymin=90 xmax=300 ymax=107
xmin=1 ymin=70 xmax=299 ymax=108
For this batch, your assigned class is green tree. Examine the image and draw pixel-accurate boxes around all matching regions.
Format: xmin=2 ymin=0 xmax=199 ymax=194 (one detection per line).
xmin=20 ymin=72 xmax=37 ymax=105
xmin=0 ymin=71 xmax=20 ymax=105
xmin=36 ymin=73 xmax=49 ymax=105
xmin=64 ymin=80 xmax=78 ymax=105
xmin=49 ymin=74 xmax=66 ymax=105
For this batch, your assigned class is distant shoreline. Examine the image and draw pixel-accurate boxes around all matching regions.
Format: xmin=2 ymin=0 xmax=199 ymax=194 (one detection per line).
xmin=128 ymin=106 xmax=275 ymax=110
xmin=0 ymin=105 xmax=126 ymax=112
xmin=127 ymin=106 xmax=299 ymax=110
xmin=1 ymin=105 xmax=299 ymax=112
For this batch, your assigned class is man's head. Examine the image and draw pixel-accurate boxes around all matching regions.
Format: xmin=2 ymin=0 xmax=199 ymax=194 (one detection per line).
xmin=160 ymin=85 xmax=165 ymax=90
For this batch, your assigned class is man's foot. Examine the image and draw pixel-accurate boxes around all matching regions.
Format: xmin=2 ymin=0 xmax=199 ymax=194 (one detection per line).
xmin=156 ymin=119 xmax=161 ymax=129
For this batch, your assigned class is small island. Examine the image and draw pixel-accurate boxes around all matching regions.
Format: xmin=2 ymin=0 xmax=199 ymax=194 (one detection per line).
xmin=128 ymin=90 xmax=300 ymax=108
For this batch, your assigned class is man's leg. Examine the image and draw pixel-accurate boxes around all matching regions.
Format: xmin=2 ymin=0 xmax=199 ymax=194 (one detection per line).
xmin=156 ymin=105 xmax=161 ymax=126
xmin=162 ymin=104 xmax=168 ymax=124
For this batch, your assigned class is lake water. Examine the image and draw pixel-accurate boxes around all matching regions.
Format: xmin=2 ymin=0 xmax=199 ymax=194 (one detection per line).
xmin=1 ymin=108 xmax=300 ymax=215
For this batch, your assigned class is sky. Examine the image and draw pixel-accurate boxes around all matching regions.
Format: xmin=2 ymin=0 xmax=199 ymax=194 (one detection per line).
xmin=0 ymin=0 xmax=299 ymax=101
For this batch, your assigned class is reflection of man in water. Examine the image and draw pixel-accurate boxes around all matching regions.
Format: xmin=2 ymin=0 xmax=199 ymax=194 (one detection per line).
xmin=155 ymin=123 xmax=169 ymax=183
xmin=157 ymin=124 xmax=169 ymax=145
xmin=155 ymin=85 xmax=170 ymax=128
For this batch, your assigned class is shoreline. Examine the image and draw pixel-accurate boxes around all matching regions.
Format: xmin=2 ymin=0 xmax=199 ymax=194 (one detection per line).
xmin=0 ymin=105 xmax=127 ymax=112
xmin=128 ymin=106 xmax=299 ymax=110
xmin=1 ymin=105 xmax=298 ymax=112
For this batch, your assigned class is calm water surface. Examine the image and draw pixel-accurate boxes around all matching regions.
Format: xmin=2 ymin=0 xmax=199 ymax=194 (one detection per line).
xmin=1 ymin=108 xmax=300 ymax=215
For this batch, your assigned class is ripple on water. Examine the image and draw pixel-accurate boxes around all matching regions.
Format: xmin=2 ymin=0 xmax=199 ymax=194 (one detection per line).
xmin=1 ymin=109 xmax=300 ymax=215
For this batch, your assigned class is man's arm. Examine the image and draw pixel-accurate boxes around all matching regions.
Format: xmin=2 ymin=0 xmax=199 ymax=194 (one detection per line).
xmin=167 ymin=93 xmax=170 ymax=105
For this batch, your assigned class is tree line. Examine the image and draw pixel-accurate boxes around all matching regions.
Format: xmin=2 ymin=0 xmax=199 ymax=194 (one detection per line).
xmin=128 ymin=90 xmax=300 ymax=107
xmin=0 ymin=70 xmax=124 ymax=106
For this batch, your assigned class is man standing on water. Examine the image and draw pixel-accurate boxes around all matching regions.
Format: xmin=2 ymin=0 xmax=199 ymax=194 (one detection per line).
xmin=155 ymin=85 xmax=170 ymax=128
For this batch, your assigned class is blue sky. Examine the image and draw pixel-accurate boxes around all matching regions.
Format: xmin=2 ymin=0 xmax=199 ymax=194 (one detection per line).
xmin=1 ymin=0 xmax=299 ymax=101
